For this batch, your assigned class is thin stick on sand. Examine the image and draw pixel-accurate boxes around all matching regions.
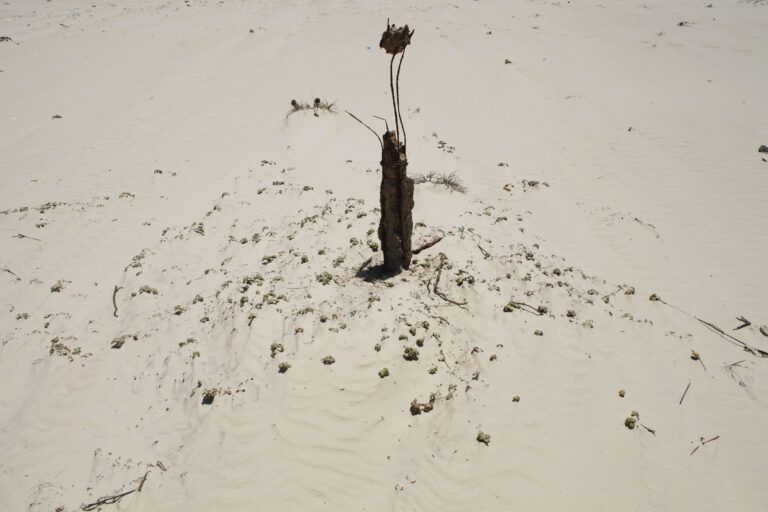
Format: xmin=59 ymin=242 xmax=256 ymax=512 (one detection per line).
xmin=690 ymin=435 xmax=720 ymax=455
xmin=358 ymin=256 xmax=373 ymax=273
xmin=113 ymin=285 xmax=122 ymax=318
xmin=506 ymin=301 xmax=544 ymax=316
xmin=432 ymin=254 xmax=467 ymax=308
xmin=2 ymin=267 xmax=21 ymax=280
xmin=14 ymin=233 xmax=42 ymax=242
xmin=655 ymin=297 xmax=768 ymax=357
xmin=679 ymin=380 xmax=691 ymax=405
xmin=81 ymin=472 xmax=149 ymax=511
xmin=476 ymin=244 xmax=490 ymax=259
xmin=697 ymin=318 xmax=768 ymax=357
xmin=412 ymin=236 xmax=443 ymax=255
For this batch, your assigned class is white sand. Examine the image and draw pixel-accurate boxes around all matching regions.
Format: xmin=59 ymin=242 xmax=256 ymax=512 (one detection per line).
xmin=2 ymin=0 xmax=768 ymax=510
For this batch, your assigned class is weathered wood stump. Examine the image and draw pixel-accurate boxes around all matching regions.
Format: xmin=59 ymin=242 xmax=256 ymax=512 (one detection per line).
xmin=379 ymin=130 xmax=413 ymax=272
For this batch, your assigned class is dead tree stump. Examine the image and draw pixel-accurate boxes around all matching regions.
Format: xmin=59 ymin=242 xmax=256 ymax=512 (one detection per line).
xmin=379 ymin=131 xmax=414 ymax=272
xmin=346 ymin=21 xmax=415 ymax=274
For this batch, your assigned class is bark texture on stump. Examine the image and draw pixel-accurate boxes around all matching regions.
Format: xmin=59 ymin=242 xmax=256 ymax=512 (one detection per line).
xmin=379 ymin=130 xmax=413 ymax=272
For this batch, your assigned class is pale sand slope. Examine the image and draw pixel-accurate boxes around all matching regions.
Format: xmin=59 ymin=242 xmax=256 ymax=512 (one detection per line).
xmin=1 ymin=0 xmax=767 ymax=510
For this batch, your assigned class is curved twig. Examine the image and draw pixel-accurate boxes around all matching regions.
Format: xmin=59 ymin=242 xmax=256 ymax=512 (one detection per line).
xmin=432 ymin=255 xmax=468 ymax=308
xmin=395 ymin=47 xmax=407 ymax=150
xmin=113 ymin=285 xmax=122 ymax=318
xmin=345 ymin=111 xmax=383 ymax=149
xmin=372 ymin=115 xmax=389 ymax=132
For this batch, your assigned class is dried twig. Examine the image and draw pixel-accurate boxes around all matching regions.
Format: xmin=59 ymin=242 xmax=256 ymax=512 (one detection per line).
xmin=358 ymin=256 xmax=373 ymax=273
xmin=432 ymin=255 xmax=467 ymax=308
xmin=639 ymin=423 xmax=656 ymax=436
xmin=2 ymin=267 xmax=21 ymax=280
xmin=697 ymin=317 xmax=768 ymax=357
xmin=734 ymin=316 xmax=751 ymax=330
xmin=14 ymin=233 xmax=42 ymax=242
xmin=345 ymin=111 xmax=383 ymax=149
xmin=476 ymin=244 xmax=490 ymax=259
xmin=690 ymin=435 xmax=719 ymax=455
xmin=412 ymin=236 xmax=443 ymax=255
xmin=81 ymin=472 xmax=149 ymax=511
xmin=395 ymin=47 xmax=408 ymax=150
xmin=372 ymin=115 xmax=389 ymax=132
xmin=679 ymin=380 xmax=691 ymax=405
xmin=505 ymin=301 xmax=543 ymax=316
xmin=137 ymin=472 xmax=149 ymax=492
xmin=439 ymin=349 xmax=451 ymax=371
xmin=654 ymin=297 xmax=767 ymax=357
xmin=112 ymin=285 xmax=122 ymax=318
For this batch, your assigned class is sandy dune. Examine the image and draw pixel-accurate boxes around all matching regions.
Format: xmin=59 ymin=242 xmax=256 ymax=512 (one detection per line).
xmin=1 ymin=0 xmax=767 ymax=510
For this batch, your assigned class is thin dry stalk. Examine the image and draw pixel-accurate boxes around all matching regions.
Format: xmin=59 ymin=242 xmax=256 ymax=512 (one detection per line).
xmin=389 ymin=53 xmax=399 ymax=142
xmin=395 ymin=48 xmax=407 ymax=149
xmin=346 ymin=111 xmax=383 ymax=149
xmin=412 ymin=236 xmax=443 ymax=255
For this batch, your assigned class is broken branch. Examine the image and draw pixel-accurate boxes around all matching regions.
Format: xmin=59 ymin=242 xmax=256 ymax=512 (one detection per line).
xmin=412 ymin=236 xmax=443 ymax=255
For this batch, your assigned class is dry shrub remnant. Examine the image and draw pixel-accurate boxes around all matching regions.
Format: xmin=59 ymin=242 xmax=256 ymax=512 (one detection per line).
xmin=412 ymin=171 xmax=466 ymax=193
xmin=287 ymin=97 xmax=336 ymax=118
xmin=346 ymin=20 xmax=416 ymax=273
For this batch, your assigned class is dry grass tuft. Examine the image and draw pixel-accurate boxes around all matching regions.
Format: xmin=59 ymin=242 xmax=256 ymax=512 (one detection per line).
xmin=412 ymin=171 xmax=466 ymax=193
xmin=287 ymin=98 xmax=337 ymax=118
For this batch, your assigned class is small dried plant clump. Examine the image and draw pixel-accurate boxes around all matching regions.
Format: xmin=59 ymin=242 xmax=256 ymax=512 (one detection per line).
xmin=287 ymin=98 xmax=337 ymax=118
xmin=289 ymin=98 xmax=310 ymax=113
xmin=412 ymin=172 xmax=466 ymax=193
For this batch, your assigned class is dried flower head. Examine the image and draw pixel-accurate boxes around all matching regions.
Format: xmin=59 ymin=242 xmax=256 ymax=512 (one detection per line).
xmin=380 ymin=21 xmax=414 ymax=55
